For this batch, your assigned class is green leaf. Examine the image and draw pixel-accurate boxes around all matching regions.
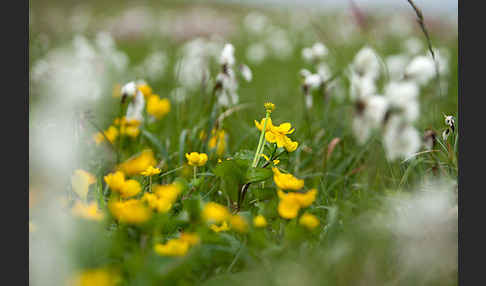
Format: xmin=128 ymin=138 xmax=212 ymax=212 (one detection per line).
xmin=245 ymin=167 xmax=272 ymax=184
xmin=141 ymin=129 xmax=168 ymax=160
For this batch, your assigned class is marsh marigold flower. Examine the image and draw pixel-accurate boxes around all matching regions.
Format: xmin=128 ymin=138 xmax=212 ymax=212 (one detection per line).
xmin=154 ymin=239 xmax=189 ymax=257
xmin=185 ymin=152 xmax=208 ymax=167
xmin=255 ymin=117 xmax=298 ymax=152
xmin=109 ymin=199 xmax=151 ymax=224
xmin=253 ymin=215 xmax=267 ymax=228
xmin=137 ymin=83 xmax=153 ymax=98
xmin=141 ymin=166 xmax=161 ymax=176
xmin=71 ymin=201 xmax=104 ymax=221
xmin=71 ymin=169 xmax=97 ymax=200
xmin=117 ymin=149 xmax=157 ymax=176
xmin=142 ymin=183 xmax=182 ymax=213
xmin=272 ymin=167 xmax=304 ymax=191
xmin=94 ymin=126 xmax=119 ymax=145
xmin=104 ymin=171 xmax=142 ymax=198
xmin=147 ymin=95 xmax=171 ymax=120
xmin=299 ymin=213 xmax=320 ymax=230
xmin=230 ymin=214 xmax=249 ymax=233
xmin=202 ymin=202 xmax=231 ymax=223
xmin=277 ymin=189 xmax=317 ymax=219
xmin=210 ymin=221 xmax=230 ymax=232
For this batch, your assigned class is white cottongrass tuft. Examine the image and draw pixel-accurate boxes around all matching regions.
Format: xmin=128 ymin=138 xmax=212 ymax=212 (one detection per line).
xmin=385 ymin=54 xmax=410 ymax=80
xmin=351 ymin=46 xmax=381 ymax=80
xmin=240 ymin=64 xmax=253 ymax=82
xmin=384 ymin=81 xmax=420 ymax=122
xmin=404 ymin=55 xmax=436 ymax=86
xmin=246 ymin=43 xmax=267 ymax=64
xmin=349 ymin=72 xmax=377 ymax=100
xmin=352 ymin=94 xmax=389 ymax=144
xmin=220 ymin=43 xmax=235 ymax=67
xmin=302 ymin=42 xmax=328 ymax=62
xmin=382 ymin=117 xmax=421 ymax=161
xmin=403 ymin=37 xmax=423 ymax=55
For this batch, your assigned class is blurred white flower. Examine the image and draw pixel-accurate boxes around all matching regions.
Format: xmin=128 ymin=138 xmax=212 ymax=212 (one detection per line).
xmin=384 ymin=81 xmax=420 ymax=122
xmin=125 ymin=89 xmax=145 ymax=123
xmin=302 ymin=42 xmax=328 ymax=63
xmin=266 ymin=28 xmax=293 ymax=60
xmin=243 ymin=12 xmax=268 ymax=35
xmin=240 ymin=64 xmax=253 ymax=82
xmin=352 ymin=94 xmax=389 ymax=144
xmin=121 ymin=81 xmax=137 ymax=97
xmin=349 ymin=72 xmax=377 ymax=100
xmin=246 ymin=43 xmax=267 ymax=64
xmin=385 ymin=54 xmax=410 ymax=80
xmin=404 ymin=55 xmax=436 ymax=86
xmin=352 ymin=46 xmax=381 ymax=80
xmin=403 ymin=37 xmax=423 ymax=55
xmin=317 ymin=62 xmax=332 ymax=82
xmin=135 ymin=50 xmax=168 ymax=81
xmin=220 ymin=43 xmax=235 ymax=67
xmin=383 ymin=117 xmax=421 ymax=161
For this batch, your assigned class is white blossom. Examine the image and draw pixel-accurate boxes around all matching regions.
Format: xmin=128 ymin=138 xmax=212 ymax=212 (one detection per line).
xmin=386 ymin=54 xmax=410 ymax=80
xmin=220 ymin=43 xmax=235 ymax=67
xmin=352 ymin=46 xmax=381 ymax=80
xmin=352 ymin=94 xmax=389 ymax=144
xmin=240 ymin=64 xmax=253 ymax=82
xmin=349 ymin=72 xmax=377 ymax=100
xmin=405 ymin=55 xmax=436 ymax=86
xmin=246 ymin=43 xmax=267 ymax=64
xmin=383 ymin=117 xmax=421 ymax=161
xmin=384 ymin=81 xmax=420 ymax=122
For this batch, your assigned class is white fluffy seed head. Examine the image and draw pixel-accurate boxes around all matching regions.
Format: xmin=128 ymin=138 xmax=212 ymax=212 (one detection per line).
xmin=352 ymin=46 xmax=381 ymax=79
xmin=405 ymin=55 xmax=436 ymax=86
xmin=220 ymin=43 xmax=235 ymax=67
xmin=240 ymin=64 xmax=252 ymax=82
xmin=383 ymin=117 xmax=421 ymax=161
xmin=304 ymin=74 xmax=323 ymax=89
xmin=385 ymin=81 xmax=420 ymax=122
xmin=121 ymin=81 xmax=137 ymax=97
xmin=386 ymin=54 xmax=410 ymax=80
xmin=352 ymin=94 xmax=389 ymax=144
xmin=312 ymin=42 xmax=328 ymax=59
xmin=349 ymin=72 xmax=377 ymax=100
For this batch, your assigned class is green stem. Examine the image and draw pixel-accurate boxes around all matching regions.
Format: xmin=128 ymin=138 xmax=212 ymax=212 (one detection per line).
xmin=193 ymin=166 xmax=197 ymax=181
xmin=252 ymin=112 xmax=270 ymax=168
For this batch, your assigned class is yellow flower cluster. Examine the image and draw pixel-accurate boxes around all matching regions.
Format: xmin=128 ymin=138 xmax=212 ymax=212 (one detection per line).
xmin=94 ymin=126 xmax=119 ymax=145
xmin=202 ymin=202 xmax=248 ymax=233
xmin=141 ymin=166 xmax=161 ymax=176
xmin=142 ymin=183 xmax=182 ymax=213
xmin=104 ymin=171 xmax=142 ymax=198
xmin=154 ymin=232 xmax=200 ymax=257
xmin=115 ymin=117 xmax=141 ymax=138
xmin=147 ymin=95 xmax=171 ymax=120
xmin=71 ymin=201 xmax=104 ymax=221
xmin=264 ymin=102 xmax=275 ymax=113
xmin=272 ymin=167 xmax=304 ymax=190
xmin=108 ymin=199 xmax=152 ymax=224
xmin=68 ymin=268 xmax=120 ymax=286
xmin=71 ymin=169 xmax=97 ymax=200
xmin=117 ymin=149 xmax=157 ymax=176
xmin=277 ymin=189 xmax=317 ymax=219
xmin=255 ymin=117 xmax=298 ymax=152
xmin=185 ymin=152 xmax=208 ymax=167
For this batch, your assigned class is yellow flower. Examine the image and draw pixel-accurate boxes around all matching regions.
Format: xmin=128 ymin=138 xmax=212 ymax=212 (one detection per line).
xmin=71 ymin=169 xmax=97 ymax=201
xmin=137 ymin=83 xmax=153 ymax=98
xmin=94 ymin=126 xmax=119 ymax=145
xmin=104 ymin=171 xmax=126 ymax=193
xmin=276 ymin=189 xmax=318 ymax=219
xmin=154 ymin=239 xmax=190 ymax=256
xmin=116 ymin=117 xmax=141 ymax=138
xmin=141 ymin=166 xmax=161 ymax=176
xmin=264 ymin=102 xmax=275 ymax=113
xmin=277 ymin=194 xmax=301 ymax=219
xmin=154 ymin=183 xmax=182 ymax=202
xmin=210 ymin=221 xmax=230 ymax=232
xmin=272 ymin=167 xmax=304 ymax=191
xmin=208 ymin=129 xmax=227 ymax=156
xmin=255 ymin=118 xmax=298 ymax=152
xmin=142 ymin=183 xmax=182 ymax=213
xmin=109 ymin=199 xmax=152 ymax=224
xmin=299 ymin=213 xmax=320 ymax=230
xmin=71 ymin=201 xmax=104 ymax=221
xmin=230 ymin=215 xmax=248 ymax=233
xmin=185 ymin=152 xmax=208 ymax=167
xmin=119 ymin=179 xmax=142 ymax=198
xmin=147 ymin=95 xmax=171 ymax=120
xmin=180 ymin=232 xmax=200 ymax=246
xmin=68 ymin=268 xmax=120 ymax=286
xmin=117 ymin=149 xmax=157 ymax=176
xmin=253 ymin=215 xmax=267 ymax=228
xmin=273 ymin=159 xmax=280 ymax=165
xmin=202 ymin=202 xmax=231 ymax=223
xmin=294 ymin=188 xmax=317 ymax=207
